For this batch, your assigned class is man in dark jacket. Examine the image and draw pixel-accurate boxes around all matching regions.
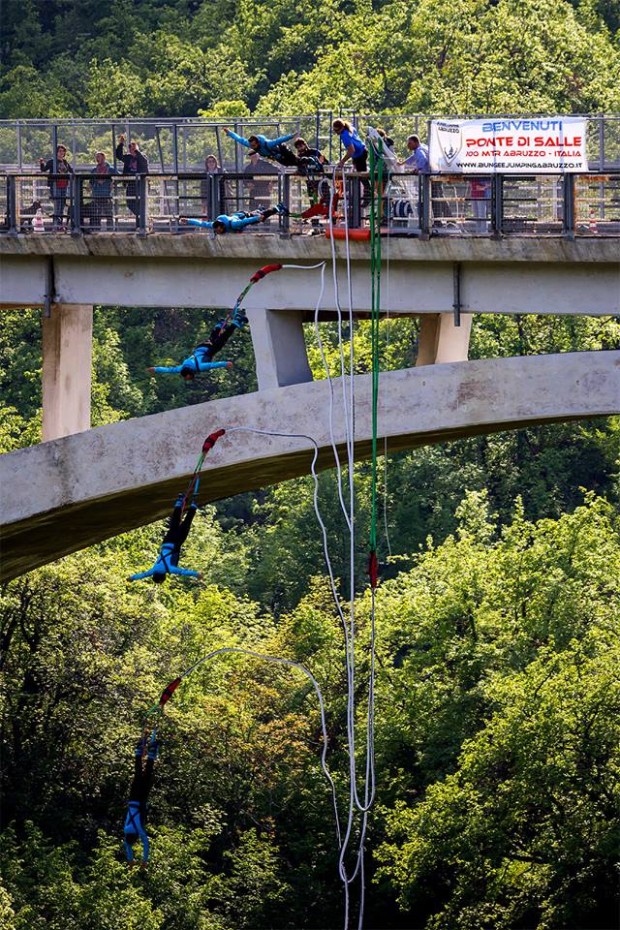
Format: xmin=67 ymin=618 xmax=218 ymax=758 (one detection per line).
xmin=115 ymin=134 xmax=148 ymax=221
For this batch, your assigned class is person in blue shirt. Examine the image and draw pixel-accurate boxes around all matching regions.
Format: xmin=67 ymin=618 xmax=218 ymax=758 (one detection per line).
xmin=180 ymin=202 xmax=285 ymax=235
xmin=124 ymin=733 xmax=158 ymax=868
xmin=403 ymin=134 xmax=452 ymax=221
xmin=402 ymin=135 xmax=430 ymax=173
xmin=147 ymin=307 xmax=248 ymax=380
xmin=332 ymin=119 xmax=370 ymax=204
xmin=128 ymin=495 xmax=201 ymax=583
xmin=224 ymin=127 xmax=299 ymax=167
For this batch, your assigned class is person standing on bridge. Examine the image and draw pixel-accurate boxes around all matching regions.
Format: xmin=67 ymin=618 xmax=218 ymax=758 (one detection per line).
xmin=115 ymin=135 xmax=149 ymax=223
xmin=147 ymin=307 xmax=248 ymax=380
xmin=128 ymin=494 xmax=202 ymax=583
xmin=332 ymin=118 xmax=371 ymax=205
xmin=88 ymin=152 xmax=116 ymax=230
xmin=400 ymin=134 xmax=429 ymax=173
xmin=40 ymin=144 xmax=73 ymax=230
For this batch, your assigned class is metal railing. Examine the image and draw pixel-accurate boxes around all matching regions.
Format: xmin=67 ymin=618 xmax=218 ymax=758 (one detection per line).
xmin=2 ymin=171 xmax=619 ymax=239
xmin=1 ymin=113 xmax=619 ymax=173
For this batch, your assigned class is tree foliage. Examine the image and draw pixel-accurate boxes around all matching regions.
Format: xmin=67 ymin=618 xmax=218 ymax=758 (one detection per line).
xmin=1 ymin=0 xmax=618 ymax=118
xmin=2 ymin=2 xmax=620 ymax=927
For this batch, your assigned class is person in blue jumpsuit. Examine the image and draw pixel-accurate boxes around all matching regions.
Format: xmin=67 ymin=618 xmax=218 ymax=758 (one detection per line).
xmin=147 ymin=308 xmax=248 ymax=380
xmin=180 ymin=202 xmax=285 ymax=235
xmin=224 ymin=127 xmax=299 ymax=167
xmin=128 ymin=495 xmax=201 ymax=583
xmin=124 ymin=733 xmax=158 ymax=868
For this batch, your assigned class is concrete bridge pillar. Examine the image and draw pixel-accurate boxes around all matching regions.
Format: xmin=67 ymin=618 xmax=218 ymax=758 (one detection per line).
xmin=249 ymin=308 xmax=313 ymax=390
xmin=416 ymin=312 xmax=473 ymax=366
xmin=42 ymin=303 xmax=93 ymax=442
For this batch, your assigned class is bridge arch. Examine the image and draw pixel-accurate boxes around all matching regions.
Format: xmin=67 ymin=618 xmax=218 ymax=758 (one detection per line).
xmin=1 ymin=350 xmax=618 ymax=583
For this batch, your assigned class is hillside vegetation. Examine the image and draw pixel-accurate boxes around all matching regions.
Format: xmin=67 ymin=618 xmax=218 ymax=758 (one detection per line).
xmin=1 ymin=1 xmax=620 ymax=928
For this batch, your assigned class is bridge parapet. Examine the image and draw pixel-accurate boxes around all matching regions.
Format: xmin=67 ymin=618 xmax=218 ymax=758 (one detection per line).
xmin=2 ymin=171 xmax=620 ymax=240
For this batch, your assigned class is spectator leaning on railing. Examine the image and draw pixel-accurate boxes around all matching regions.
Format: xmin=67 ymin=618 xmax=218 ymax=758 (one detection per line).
xmin=401 ymin=133 xmax=451 ymax=222
xmin=400 ymin=134 xmax=429 ymax=173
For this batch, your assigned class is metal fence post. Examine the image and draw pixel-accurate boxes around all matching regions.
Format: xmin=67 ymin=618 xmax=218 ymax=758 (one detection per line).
xmin=492 ymin=174 xmax=503 ymax=238
xmin=172 ymin=124 xmax=179 ymax=174
xmin=71 ymin=174 xmax=82 ymax=235
xmin=562 ymin=174 xmax=575 ymax=240
xmin=214 ymin=173 xmax=222 ymax=217
xmin=281 ymin=173 xmax=290 ymax=236
xmin=350 ymin=174 xmax=361 ymax=228
xmin=420 ymin=174 xmax=431 ymax=239
xmin=6 ymin=176 xmax=18 ymax=234
xmin=137 ymin=175 xmax=147 ymax=236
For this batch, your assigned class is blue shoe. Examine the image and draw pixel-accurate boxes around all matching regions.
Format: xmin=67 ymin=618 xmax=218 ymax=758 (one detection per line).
xmin=147 ymin=740 xmax=159 ymax=761
xmin=275 ymin=202 xmax=288 ymax=215
xmin=135 ymin=736 xmax=146 ymax=757
xmin=232 ymin=309 xmax=248 ymax=328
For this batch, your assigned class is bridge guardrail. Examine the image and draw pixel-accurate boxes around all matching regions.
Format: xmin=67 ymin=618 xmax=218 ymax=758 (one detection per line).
xmin=1 ymin=113 xmax=619 ymax=173
xmin=2 ymin=171 xmax=619 ymax=239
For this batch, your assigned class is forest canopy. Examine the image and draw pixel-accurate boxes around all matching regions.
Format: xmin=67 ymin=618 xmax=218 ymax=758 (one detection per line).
xmin=0 ymin=0 xmax=619 ymax=119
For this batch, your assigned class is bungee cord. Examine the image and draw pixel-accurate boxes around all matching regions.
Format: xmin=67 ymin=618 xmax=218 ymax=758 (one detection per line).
xmin=148 ymin=645 xmax=342 ymax=839
xmin=138 ymin=160 xmax=393 ymax=924
xmin=322 ymin=156 xmax=382 ymax=930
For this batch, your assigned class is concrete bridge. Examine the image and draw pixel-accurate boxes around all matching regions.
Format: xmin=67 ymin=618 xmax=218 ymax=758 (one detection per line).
xmin=1 ymin=350 xmax=618 ymax=583
xmin=1 ymin=231 xmax=619 ymax=441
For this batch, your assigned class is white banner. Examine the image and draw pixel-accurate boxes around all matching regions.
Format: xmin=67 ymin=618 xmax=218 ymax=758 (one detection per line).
xmin=429 ymin=116 xmax=588 ymax=173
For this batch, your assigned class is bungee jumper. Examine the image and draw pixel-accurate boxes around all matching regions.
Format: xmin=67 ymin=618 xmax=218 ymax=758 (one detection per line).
xmin=128 ymin=493 xmax=201 ymax=583
xmin=224 ymin=127 xmax=299 ymax=167
xmin=123 ymin=731 xmax=159 ymax=868
xmin=148 ymin=307 xmax=248 ymax=380
xmin=180 ymin=202 xmax=286 ymax=234
xmin=128 ymin=430 xmax=226 ymax=584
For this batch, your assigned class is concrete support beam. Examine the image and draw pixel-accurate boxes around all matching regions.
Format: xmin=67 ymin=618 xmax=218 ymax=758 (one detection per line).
xmin=249 ymin=308 xmax=313 ymax=389
xmin=1 ymin=245 xmax=618 ymax=316
xmin=417 ymin=313 xmax=473 ymax=365
xmin=42 ymin=303 xmax=93 ymax=441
